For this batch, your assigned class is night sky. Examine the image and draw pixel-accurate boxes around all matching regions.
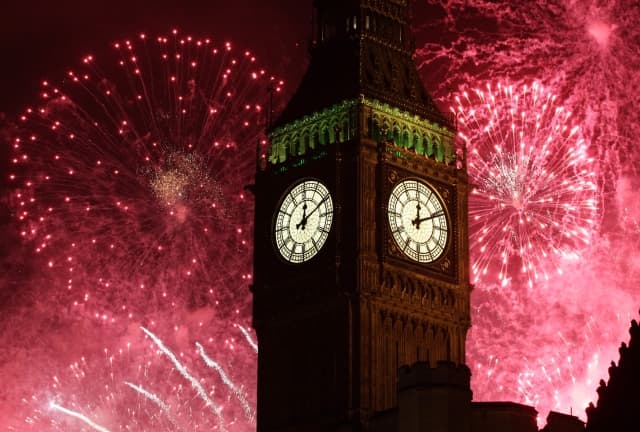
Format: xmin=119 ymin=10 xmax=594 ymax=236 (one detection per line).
xmin=0 ymin=4 xmax=313 ymax=426
xmin=0 ymin=0 xmax=311 ymax=114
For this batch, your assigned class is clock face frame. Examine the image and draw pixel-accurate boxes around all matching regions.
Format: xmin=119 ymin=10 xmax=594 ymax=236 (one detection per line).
xmin=387 ymin=178 xmax=449 ymax=263
xmin=273 ymin=179 xmax=334 ymax=264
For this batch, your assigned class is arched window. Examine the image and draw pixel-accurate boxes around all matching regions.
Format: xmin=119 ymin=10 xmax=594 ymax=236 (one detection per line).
xmin=424 ymin=134 xmax=433 ymax=158
xmin=433 ymin=139 xmax=442 ymax=161
xmin=369 ymin=116 xmax=381 ymax=141
xmin=329 ymin=125 xmax=337 ymax=144
xmin=403 ymin=130 xmax=411 ymax=148
xmin=381 ymin=121 xmax=392 ymax=141
xmin=414 ymin=134 xmax=423 ymax=155
xmin=393 ymin=127 xmax=401 ymax=145
xmin=321 ymin=127 xmax=330 ymax=145
xmin=444 ymin=142 xmax=455 ymax=164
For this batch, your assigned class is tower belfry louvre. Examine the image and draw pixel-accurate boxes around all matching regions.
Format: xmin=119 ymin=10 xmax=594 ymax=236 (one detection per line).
xmin=252 ymin=0 xmax=472 ymax=430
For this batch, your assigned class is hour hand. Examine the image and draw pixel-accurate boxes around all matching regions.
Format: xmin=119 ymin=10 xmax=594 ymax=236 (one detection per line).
xmin=411 ymin=203 xmax=422 ymax=228
xmin=296 ymin=203 xmax=308 ymax=230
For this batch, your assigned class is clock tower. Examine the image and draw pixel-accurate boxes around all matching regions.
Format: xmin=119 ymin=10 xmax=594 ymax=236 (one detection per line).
xmin=252 ymin=0 xmax=471 ymax=430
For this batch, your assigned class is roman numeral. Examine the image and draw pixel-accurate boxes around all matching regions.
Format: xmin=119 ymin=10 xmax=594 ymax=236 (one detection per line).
xmin=392 ymin=225 xmax=405 ymax=234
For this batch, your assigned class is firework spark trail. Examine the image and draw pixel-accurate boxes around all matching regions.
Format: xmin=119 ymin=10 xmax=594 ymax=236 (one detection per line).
xmin=236 ymin=324 xmax=258 ymax=353
xmin=141 ymin=326 xmax=227 ymax=431
xmin=124 ymin=382 xmax=184 ymax=431
xmin=15 ymin=320 xmax=258 ymax=430
xmin=418 ymin=0 xmax=640 ymax=186
xmin=2 ymin=3 xmax=636 ymax=428
xmin=196 ymin=342 xmax=255 ymax=421
xmin=48 ymin=402 xmax=111 ymax=432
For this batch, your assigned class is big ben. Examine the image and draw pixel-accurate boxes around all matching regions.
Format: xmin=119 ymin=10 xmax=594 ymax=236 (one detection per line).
xmin=251 ymin=0 xmax=471 ymax=430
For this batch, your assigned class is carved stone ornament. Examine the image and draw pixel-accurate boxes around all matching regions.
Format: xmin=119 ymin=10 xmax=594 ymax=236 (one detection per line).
xmin=439 ymin=257 xmax=451 ymax=271
xmin=388 ymin=237 xmax=400 ymax=257
xmin=439 ymin=187 xmax=450 ymax=202
xmin=388 ymin=169 xmax=399 ymax=184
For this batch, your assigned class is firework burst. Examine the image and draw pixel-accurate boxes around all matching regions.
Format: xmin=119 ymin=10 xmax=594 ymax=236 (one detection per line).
xmin=3 ymin=0 xmax=639 ymax=427
xmin=416 ymin=0 xmax=640 ymax=421
xmin=8 ymin=30 xmax=282 ymax=319
xmin=454 ymin=81 xmax=599 ymax=288
xmin=2 ymin=29 xmax=281 ymax=429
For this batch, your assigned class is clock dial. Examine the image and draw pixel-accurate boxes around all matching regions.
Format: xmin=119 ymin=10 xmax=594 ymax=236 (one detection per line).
xmin=274 ymin=180 xmax=333 ymax=263
xmin=388 ymin=179 xmax=449 ymax=263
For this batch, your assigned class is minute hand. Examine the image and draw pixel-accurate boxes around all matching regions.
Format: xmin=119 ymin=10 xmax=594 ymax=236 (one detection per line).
xmin=299 ymin=195 xmax=330 ymax=228
xmin=305 ymin=195 xmax=330 ymax=219
xmin=412 ymin=211 xmax=444 ymax=228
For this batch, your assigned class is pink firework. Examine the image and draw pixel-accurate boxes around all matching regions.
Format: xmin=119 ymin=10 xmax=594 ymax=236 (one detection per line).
xmin=2 ymin=30 xmax=281 ymax=429
xmin=417 ymin=0 xmax=640 ymax=196
xmin=9 ymin=31 xmax=281 ymax=319
xmin=416 ymin=0 xmax=640 ymax=422
xmin=453 ymin=81 xmax=599 ymax=288
xmin=24 ymin=323 xmax=258 ymax=431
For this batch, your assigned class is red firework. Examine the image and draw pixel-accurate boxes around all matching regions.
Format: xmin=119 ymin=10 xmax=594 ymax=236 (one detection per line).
xmin=24 ymin=323 xmax=258 ymax=431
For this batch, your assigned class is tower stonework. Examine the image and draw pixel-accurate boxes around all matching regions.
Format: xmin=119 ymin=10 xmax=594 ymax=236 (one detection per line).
xmin=251 ymin=0 xmax=471 ymax=430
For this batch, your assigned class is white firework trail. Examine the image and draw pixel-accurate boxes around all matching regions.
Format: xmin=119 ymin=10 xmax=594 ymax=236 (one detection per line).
xmin=196 ymin=342 xmax=255 ymax=421
xmin=236 ymin=324 xmax=258 ymax=353
xmin=48 ymin=402 xmax=111 ymax=432
xmin=140 ymin=326 xmax=226 ymax=431
xmin=124 ymin=381 xmax=184 ymax=431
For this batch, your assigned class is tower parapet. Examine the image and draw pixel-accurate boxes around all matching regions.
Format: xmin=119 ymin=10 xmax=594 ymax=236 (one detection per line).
xmin=397 ymin=361 xmax=472 ymax=432
xmin=471 ymin=402 xmax=538 ymax=432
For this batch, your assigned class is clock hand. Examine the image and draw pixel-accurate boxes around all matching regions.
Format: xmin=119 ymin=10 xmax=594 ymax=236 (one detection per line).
xmin=296 ymin=194 xmax=330 ymax=230
xmin=305 ymin=194 xmax=329 ymax=219
xmin=295 ymin=203 xmax=308 ymax=230
xmin=411 ymin=203 xmax=422 ymax=229
xmin=413 ymin=211 xmax=445 ymax=229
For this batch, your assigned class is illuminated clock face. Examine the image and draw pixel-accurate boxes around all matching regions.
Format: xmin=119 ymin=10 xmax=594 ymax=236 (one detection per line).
xmin=274 ymin=179 xmax=333 ymax=263
xmin=388 ymin=179 xmax=449 ymax=263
